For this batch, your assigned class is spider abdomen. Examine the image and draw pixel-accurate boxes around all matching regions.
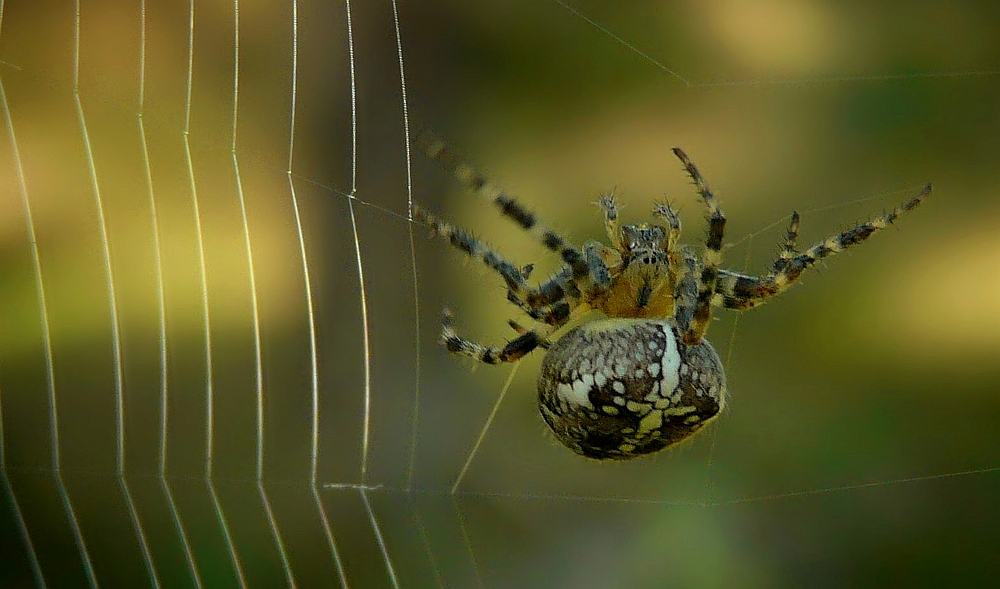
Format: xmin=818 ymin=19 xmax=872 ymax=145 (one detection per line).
xmin=538 ymin=319 xmax=726 ymax=460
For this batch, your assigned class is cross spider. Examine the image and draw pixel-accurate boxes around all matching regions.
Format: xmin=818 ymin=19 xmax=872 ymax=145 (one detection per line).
xmin=415 ymin=133 xmax=930 ymax=460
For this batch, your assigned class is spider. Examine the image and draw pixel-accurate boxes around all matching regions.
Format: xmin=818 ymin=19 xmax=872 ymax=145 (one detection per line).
xmin=414 ymin=133 xmax=930 ymax=460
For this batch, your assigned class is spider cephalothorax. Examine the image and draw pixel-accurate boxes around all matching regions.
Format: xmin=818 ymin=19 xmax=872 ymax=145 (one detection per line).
xmin=415 ymin=133 xmax=930 ymax=460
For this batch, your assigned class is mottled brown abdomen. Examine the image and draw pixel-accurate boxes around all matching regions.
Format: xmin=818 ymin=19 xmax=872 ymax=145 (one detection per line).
xmin=538 ymin=319 xmax=726 ymax=460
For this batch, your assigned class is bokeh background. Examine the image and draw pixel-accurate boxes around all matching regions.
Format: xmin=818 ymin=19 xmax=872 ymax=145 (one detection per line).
xmin=0 ymin=0 xmax=997 ymax=587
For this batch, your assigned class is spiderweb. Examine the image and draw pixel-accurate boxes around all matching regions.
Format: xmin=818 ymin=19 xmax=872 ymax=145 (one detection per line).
xmin=0 ymin=0 xmax=997 ymax=587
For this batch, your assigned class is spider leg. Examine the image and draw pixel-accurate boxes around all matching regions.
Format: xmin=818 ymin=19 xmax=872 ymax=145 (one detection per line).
xmin=652 ymin=200 xmax=682 ymax=251
xmin=716 ymin=183 xmax=931 ymax=310
xmin=415 ymin=206 xmax=607 ymax=331
xmin=520 ymin=298 xmax=576 ymax=327
xmin=597 ymin=192 xmax=622 ymax=248
xmin=507 ymin=241 xmax=611 ymax=317
xmin=414 ymin=205 xmax=561 ymax=321
xmin=441 ymin=309 xmax=552 ymax=365
xmin=672 ymin=148 xmax=726 ymax=345
xmin=670 ymin=252 xmax=700 ymax=334
xmin=417 ymin=131 xmax=593 ymax=288
xmin=583 ymin=241 xmax=613 ymax=295
xmin=509 ymin=267 xmax=575 ymax=308
xmin=414 ymin=205 xmax=529 ymax=294
xmin=769 ymin=211 xmax=801 ymax=274
xmin=508 ymin=319 xmax=552 ymax=348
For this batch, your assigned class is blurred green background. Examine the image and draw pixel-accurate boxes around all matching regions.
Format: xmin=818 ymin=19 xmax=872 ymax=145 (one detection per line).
xmin=0 ymin=0 xmax=997 ymax=587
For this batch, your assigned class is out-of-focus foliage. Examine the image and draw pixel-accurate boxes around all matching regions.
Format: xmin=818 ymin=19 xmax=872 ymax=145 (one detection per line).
xmin=0 ymin=0 xmax=996 ymax=587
